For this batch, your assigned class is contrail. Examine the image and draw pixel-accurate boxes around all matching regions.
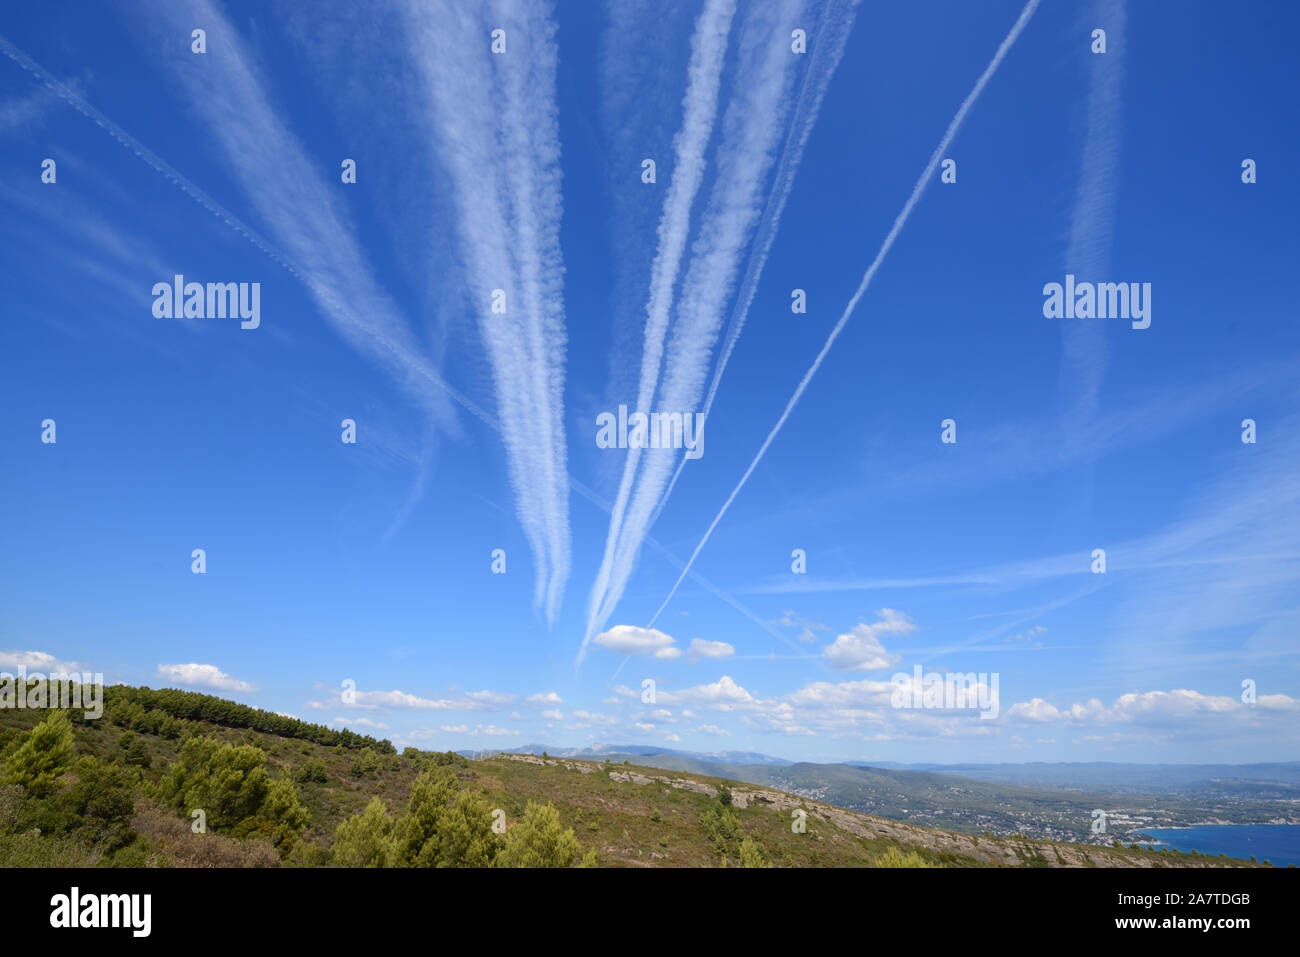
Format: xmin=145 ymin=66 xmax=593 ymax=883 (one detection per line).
xmin=1060 ymin=0 xmax=1125 ymax=459
xmin=2 ymin=13 xmax=785 ymax=650
xmin=0 ymin=11 xmax=474 ymax=434
xmin=589 ymin=0 xmax=824 ymax=645
xmin=648 ymin=0 xmax=1043 ymax=625
xmin=582 ymin=0 xmax=737 ymax=659
xmin=650 ymin=0 xmax=860 ymax=529
xmin=403 ymin=0 xmax=572 ymax=622
xmin=3 ymin=9 xmax=569 ymax=616
xmin=491 ymin=0 xmax=572 ymax=621
xmin=145 ymin=0 xmax=459 ymax=421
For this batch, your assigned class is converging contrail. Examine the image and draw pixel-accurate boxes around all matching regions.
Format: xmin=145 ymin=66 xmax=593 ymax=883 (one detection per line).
xmin=3 ymin=5 xmax=789 ymax=653
xmin=650 ymin=0 xmax=860 ymax=531
xmin=582 ymin=0 xmax=738 ymax=660
xmin=404 ymin=0 xmax=573 ymax=623
xmin=583 ymin=0 xmax=861 ymax=658
xmin=590 ymin=0 xmax=825 ymax=647
xmin=648 ymin=0 xmax=1043 ymax=625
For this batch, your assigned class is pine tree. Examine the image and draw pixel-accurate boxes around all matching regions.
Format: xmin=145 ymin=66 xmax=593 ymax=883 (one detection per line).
xmin=332 ymin=797 xmax=395 ymax=867
xmin=739 ymin=836 xmax=769 ymax=868
xmin=3 ymin=710 xmax=76 ymax=797
xmin=392 ymin=768 xmax=458 ymax=865
xmin=158 ymin=736 xmax=269 ymax=829
xmin=496 ymin=801 xmax=583 ymax=868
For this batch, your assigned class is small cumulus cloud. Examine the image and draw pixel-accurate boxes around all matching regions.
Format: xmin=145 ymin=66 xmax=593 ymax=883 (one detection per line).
xmin=592 ymin=625 xmax=681 ymax=659
xmin=823 ymin=609 xmax=912 ymax=671
xmin=157 ymin=662 xmax=256 ymax=693
xmin=0 ymin=650 xmax=87 ymax=674
xmin=687 ymin=638 xmax=734 ymax=661
xmin=330 ymin=716 xmax=390 ymax=730
xmin=658 ymin=675 xmax=755 ymax=710
xmin=691 ymin=724 xmax=731 ymax=736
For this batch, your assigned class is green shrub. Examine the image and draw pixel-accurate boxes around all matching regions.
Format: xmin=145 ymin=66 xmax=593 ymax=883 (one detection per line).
xmin=876 ymin=846 xmax=938 ymax=868
xmin=294 ymin=758 xmax=328 ymax=784
xmin=739 ymin=836 xmax=769 ymax=868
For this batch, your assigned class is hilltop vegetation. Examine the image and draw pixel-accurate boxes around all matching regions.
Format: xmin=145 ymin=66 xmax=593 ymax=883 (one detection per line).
xmin=0 ymin=684 xmax=1273 ymax=868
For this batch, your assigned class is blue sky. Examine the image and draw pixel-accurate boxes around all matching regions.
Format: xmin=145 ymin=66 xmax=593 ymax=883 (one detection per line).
xmin=2 ymin=0 xmax=1297 ymax=764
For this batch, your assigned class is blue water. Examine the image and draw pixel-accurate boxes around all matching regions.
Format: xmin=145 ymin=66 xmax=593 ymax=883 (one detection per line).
xmin=1133 ymin=825 xmax=1300 ymax=867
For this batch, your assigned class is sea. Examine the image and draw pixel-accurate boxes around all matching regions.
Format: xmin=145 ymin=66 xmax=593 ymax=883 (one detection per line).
xmin=1133 ymin=825 xmax=1300 ymax=868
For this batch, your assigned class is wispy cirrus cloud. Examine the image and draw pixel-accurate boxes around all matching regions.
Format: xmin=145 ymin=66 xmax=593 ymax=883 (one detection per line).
xmin=0 ymin=83 xmax=58 ymax=131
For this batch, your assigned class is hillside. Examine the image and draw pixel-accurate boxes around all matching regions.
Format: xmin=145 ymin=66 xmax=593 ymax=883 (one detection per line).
xmin=0 ymin=685 xmax=1273 ymax=868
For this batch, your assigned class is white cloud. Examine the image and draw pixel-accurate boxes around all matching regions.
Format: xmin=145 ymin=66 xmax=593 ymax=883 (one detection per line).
xmin=527 ymin=691 xmax=564 ymax=705
xmin=691 ymin=724 xmax=730 ymax=736
xmin=331 ymin=716 xmax=390 ymax=730
xmin=687 ymin=638 xmax=734 ymax=660
xmin=462 ymin=690 xmax=517 ymax=708
xmin=822 ymin=609 xmax=913 ymax=671
xmin=1006 ymin=697 xmax=1062 ymax=722
xmin=592 ymin=625 xmax=681 ymax=659
xmin=658 ymin=675 xmax=755 ymax=710
xmin=1008 ymin=689 xmax=1300 ymax=729
xmin=156 ymin=662 xmax=256 ymax=693
xmin=320 ymin=686 xmax=518 ymax=712
xmin=0 ymin=650 xmax=86 ymax=674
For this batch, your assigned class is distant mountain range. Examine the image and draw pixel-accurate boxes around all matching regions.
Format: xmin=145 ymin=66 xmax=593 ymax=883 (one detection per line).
xmin=495 ymin=744 xmax=1300 ymax=790
xmin=496 ymin=743 xmax=795 ymax=766
xmin=467 ymin=745 xmax=1300 ymax=842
